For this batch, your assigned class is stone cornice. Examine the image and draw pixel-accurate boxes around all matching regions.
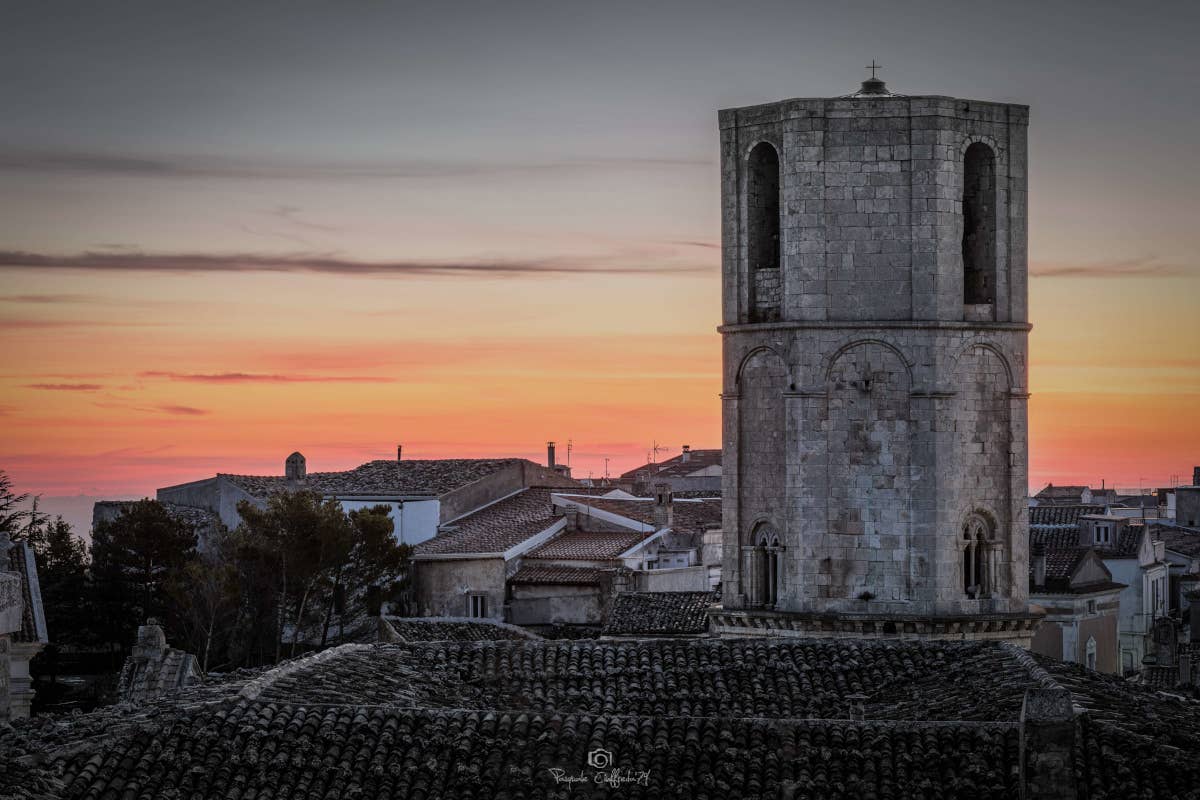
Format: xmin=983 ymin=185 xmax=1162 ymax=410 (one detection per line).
xmin=719 ymin=320 xmax=1032 ymax=334
xmin=709 ymin=607 xmax=1043 ymax=641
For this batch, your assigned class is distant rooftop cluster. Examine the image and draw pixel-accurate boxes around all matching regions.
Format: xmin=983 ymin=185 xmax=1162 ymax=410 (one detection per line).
xmin=221 ymin=457 xmax=530 ymax=498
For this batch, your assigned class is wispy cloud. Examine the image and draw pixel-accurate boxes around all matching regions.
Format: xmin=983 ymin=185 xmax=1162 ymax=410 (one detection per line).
xmin=1031 ymin=256 xmax=1190 ymax=278
xmin=140 ymin=371 xmax=395 ymax=384
xmin=91 ymin=400 xmax=211 ymax=416
xmin=0 ymin=249 xmax=710 ymax=277
xmin=0 ymin=151 xmax=710 ymax=181
xmin=23 ymin=383 xmax=103 ymax=391
xmin=0 ymin=317 xmax=164 ymax=330
xmin=0 ymin=293 xmax=99 ymax=304
xmin=156 ymin=404 xmax=210 ymax=416
xmin=270 ymin=205 xmax=341 ymax=233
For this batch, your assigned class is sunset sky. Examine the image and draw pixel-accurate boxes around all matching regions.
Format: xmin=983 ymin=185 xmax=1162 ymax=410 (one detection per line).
xmin=2 ymin=1 xmax=1197 ymax=527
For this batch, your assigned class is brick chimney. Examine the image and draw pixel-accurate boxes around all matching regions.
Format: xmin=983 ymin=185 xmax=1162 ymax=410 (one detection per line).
xmin=653 ymin=482 xmax=673 ymax=529
xmin=1193 ymin=465 xmax=1200 ymax=487
xmin=681 ymin=445 xmax=691 ymax=463
xmin=1020 ymin=688 xmax=1077 ymax=800
xmin=547 ymin=441 xmax=556 ymax=469
xmin=1180 ymin=647 xmax=1193 ymax=687
xmin=1032 ymin=542 xmax=1046 ymax=590
xmin=397 ymin=444 xmax=403 ymax=462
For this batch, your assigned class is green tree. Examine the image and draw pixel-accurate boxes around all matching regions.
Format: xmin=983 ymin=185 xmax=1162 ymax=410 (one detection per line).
xmin=28 ymin=516 xmax=90 ymax=646
xmin=167 ymin=529 xmax=238 ymax=672
xmin=0 ymin=469 xmax=33 ymax=539
xmin=90 ymin=500 xmax=198 ymax=651
xmin=236 ymin=491 xmax=352 ymax=660
xmin=319 ymin=505 xmax=411 ymax=646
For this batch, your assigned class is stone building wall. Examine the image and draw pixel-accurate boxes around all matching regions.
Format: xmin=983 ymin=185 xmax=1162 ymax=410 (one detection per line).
xmin=720 ymin=88 xmax=1031 ymax=627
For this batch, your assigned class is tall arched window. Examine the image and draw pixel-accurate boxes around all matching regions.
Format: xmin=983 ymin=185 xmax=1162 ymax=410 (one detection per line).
xmin=747 ymin=142 xmax=781 ymax=322
xmin=961 ymin=514 xmax=996 ymax=599
xmin=962 ymin=142 xmax=996 ymax=306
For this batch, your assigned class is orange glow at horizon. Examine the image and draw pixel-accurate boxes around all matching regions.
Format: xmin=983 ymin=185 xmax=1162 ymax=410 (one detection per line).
xmin=1 ymin=266 xmax=1197 ymax=500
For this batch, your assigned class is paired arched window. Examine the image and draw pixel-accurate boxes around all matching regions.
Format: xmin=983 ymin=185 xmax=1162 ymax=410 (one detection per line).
xmin=961 ymin=513 xmax=997 ymax=599
xmin=747 ymin=142 xmax=781 ymax=322
xmin=744 ymin=523 xmax=782 ymax=608
xmin=962 ymin=142 xmax=997 ymax=306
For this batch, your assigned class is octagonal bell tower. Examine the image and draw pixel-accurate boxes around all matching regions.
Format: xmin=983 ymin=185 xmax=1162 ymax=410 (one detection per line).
xmin=713 ymin=72 xmax=1039 ymax=643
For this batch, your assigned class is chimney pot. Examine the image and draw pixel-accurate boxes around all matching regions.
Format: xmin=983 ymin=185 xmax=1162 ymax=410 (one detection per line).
xmin=397 ymin=444 xmax=403 ymax=462
xmin=653 ymin=482 xmax=673 ymax=529
xmin=1032 ymin=542 xmax=1047 ymax=589
xmin=547 ymin=441 xmax=556 ymax=469
xmin=681 ymin=445 xmax=691 ymax=463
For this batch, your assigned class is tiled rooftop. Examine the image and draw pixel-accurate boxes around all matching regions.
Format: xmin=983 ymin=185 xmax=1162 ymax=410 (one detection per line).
xmin=381 ymin=616 xmax=538 ymax=642
xmin=567 ymin=496 xmax=723 ymax=533
xmin=509 ymin=564 xmax=608 ymax=585
xmin=413 ymin=486 xmax=619 ymax=557
xmin=1029 ymin=547 xmax=1123 ymax=595
xmin=1152 ymin=524 xmax=1200 ymax=557
xmin=222 ymin=458 xmax=533 ymax=499
xmin=1029 ymin=505 xmax=1106 ymax=527
xmin=526 ymin=528 xmax=649 ymax=560
xmin=1033 ymin=525 xmax=1145 ymax=559
xmin=619 ymin=448 xmax=722 ymax=481
xmin=413 ymin=486 xmax=559 ymax=556
xmin=1035 ymin=654 xmax=1200 ymax=798
xmin=1030 ymin=528 xmax=1081 ymax=550
xmin=603 ymin=591 xmax=714 ymax=636
xmin=5 ymin=638 xmax=1199 ymax=799
xmin=1033 ymin=485 xmax=1089 ymax=503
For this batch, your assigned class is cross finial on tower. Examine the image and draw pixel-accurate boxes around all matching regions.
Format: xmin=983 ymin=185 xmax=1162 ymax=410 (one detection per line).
xmin=866 ymin=60 xmax=882 ymax=79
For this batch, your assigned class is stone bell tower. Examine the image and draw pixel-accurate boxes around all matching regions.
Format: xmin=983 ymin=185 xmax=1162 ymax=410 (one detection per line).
xmin=712 ymin=69 xmax=1039 ymax=643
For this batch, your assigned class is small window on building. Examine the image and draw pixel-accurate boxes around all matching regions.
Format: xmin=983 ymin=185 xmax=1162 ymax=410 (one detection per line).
xmin=1087 ymin=599 xmax=1096 ymax=614
xmin=468 ymin=593 xmax=488 ymax=619
xmin=1085 ymin=637 xmax=1097 ymax=671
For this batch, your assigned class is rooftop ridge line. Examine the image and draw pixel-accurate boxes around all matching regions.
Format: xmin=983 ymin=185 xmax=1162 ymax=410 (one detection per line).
xmin=234 ymin=696 xmax=1023 ymax=728
xmin=238 ymin=642 xmax=372 ymax=701
xmin=999 ymin=641 xmax=1087 ymax=717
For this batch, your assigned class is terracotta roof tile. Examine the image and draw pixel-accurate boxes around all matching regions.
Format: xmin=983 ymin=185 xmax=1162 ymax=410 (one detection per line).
xmin=413 ymin=487 xmax=618 ymax=556
xmin=564 ymin=496 xmax=722 ymax=533
xmin=509 ymin=565 xmax=608 ymax=585
xmin=1152 ymin=524 xmax=1200 ymax=557
xmin=7 ymin=639 xmax=1200 ymax=798
xmin=603 ymin=591 xmax=714 ymax=635
xmin=223 ymin=458 xmax=540 ymax=499
xmin=527 ymin=529 xmax=648 ymax=559
xmin=1029 ymin=504 xmax=1105 ymax=527
xmin=619 ymin=449 xmax=722 ymax=481
xmin=382 ymin=616 xmax=538 ymax=642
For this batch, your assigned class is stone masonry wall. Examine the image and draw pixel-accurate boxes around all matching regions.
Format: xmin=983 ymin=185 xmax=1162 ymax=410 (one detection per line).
xmin=718 ymin=87 xmax=1029 ymax=628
